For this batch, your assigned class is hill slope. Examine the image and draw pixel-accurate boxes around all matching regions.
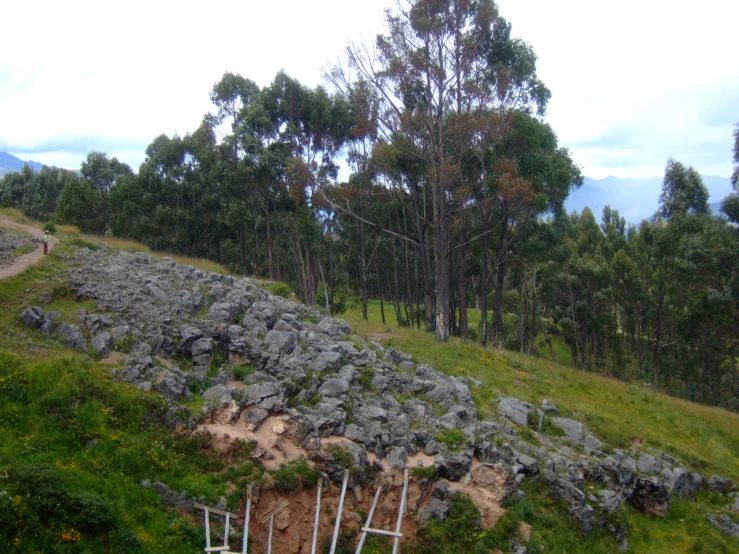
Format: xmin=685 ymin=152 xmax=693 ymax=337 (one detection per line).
xmin=0 ymin=220 xmax=737 ymax=553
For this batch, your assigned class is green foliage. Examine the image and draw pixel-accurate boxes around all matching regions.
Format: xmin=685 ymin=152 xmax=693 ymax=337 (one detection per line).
xmin=327 ymin=444 xmax=354 ymax=469
xmin=542 ymin=417 xmax=566 ymax=437
xmin=68 ymin=237 xmax=101 ymax=251
xmin=268 ymin=281 xmax=292 ymax=298
xmin=411 ymin=465 xmax=435 ymax=480
xmin=232 ymin=363 xmax=253 ymax=381
xmin=434 ymin=429 xmax=467 ymax=452
xmin=271 ymin=458 xmax=320 ymax=492
xmin=359 ymin=368 xmax=375 ymax=389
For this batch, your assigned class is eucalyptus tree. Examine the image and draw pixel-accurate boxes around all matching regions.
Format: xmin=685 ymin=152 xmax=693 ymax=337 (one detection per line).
xmin=721 ymin=123 xmax=739 ymax=223
xmin=333 ymin=0 xmax=552 ymax=340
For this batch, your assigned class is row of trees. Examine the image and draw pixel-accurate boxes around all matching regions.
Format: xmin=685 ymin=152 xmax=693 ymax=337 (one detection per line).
xmin=1 ymin=0 xmax=737 ymax=410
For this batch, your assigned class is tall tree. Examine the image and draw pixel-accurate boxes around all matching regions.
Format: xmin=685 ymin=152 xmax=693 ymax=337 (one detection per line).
xmin=658 ymin=158 xmax=709 ymax=219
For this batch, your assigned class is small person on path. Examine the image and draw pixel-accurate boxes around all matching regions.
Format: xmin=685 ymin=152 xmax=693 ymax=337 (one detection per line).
xmin=43 ymin=230 xmax=49 ymax=255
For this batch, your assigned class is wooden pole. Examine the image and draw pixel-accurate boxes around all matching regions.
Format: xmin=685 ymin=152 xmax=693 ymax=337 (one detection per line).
xmin=310 ymin=477 xmax=323 ymax=554
xmin=355 ymin=484 xmax=383 ymax=554
xmin=205 ymin=507 xmax=211 ymax=549
xmin=329 ymin=470 xmax=350 ymax=554
xmin=267 ymin=514 xmax=274 ymax=554
xmin=392 ymin=469 xmax=409 ymax=554
xmin=241 ymin=484 xmax=252 ymax=554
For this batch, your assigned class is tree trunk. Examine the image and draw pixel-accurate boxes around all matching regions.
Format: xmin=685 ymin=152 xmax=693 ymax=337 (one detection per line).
xmin=264 ymin=206 xmax=274 ymax=279
xmin=375 ymin=255 xmax=386 ymax=325
xmin=239 ymin=229 xmax=247 ymax=276
xmin=456 ymin=244 xmax=468 ymax=339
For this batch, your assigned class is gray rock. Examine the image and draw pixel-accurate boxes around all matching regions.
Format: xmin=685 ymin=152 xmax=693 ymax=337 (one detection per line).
xmin=191 ymin=337 xmax=213 ymax=358
xmin=386 ymin=446 xmax=408 ymax=469
xmin=707 ymin=513 xmax=739 ymax=537
xmin=439 ymin=451 xmax=472 ymax=481
xmin=583 ymin=435 xmax=603 ymax=451
xmin=637 ymin=453 xmax=662 ymax=474
xmin=57 ymin=322 xmax=87 ymax=353
xmin=203 ymin=385 xmax=232 ymax=403
xmin=551 ymin=418 xmax=584 ymax=444
xmin=366 ymin=406 xmax=388 ymax=423
xmin=421 ymin=497 xmax=452 ymax=522
xmin=91 ymin=332 xmax=114 ymax=356
xmin=144 ymin=282 xmax=168 ymax=301
xmin=318 ymin=378 xmax=349 ymax=398
xmin=344 ymin=424 xmax=364 ymax=443
xmin=629 ymin=477 xmax=670 ymax=516
xmin=207 ymin=302 xmax=233 ymax=323
xmin=21 ymin=306 xmax=43 ymax=328
xmin=498 ymin=397 xmax=543 ymax=428
xmin=669 ymin=468 xmax=690 ymax=498
xmin=541 ymin=399 xmax=560 ymax=415
xmin=598 ymin=490 xmax=621 ymax=513
xmin=317 ymin=351 xmax=343 ymax=369
xmin=517 ymin=454 xmax=540 ymax=476
xmin=179 ymin=326 xmax=203 ymax=351
xmin=264 ymin=330 xmax=296 ymax=354
xmin=338 ymin=365 xmax=356 ymax=383
xmin=708 ymin=475 xmax=730 ymax=494
xmin=244 ymin=408 xmax=269 ymax=430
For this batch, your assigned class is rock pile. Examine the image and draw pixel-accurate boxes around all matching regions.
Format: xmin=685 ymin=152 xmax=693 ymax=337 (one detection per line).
xmin=19 ymin=245 xmax=739 ymax=545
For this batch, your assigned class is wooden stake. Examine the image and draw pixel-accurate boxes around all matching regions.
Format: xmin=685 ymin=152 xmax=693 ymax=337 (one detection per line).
xmin=267 ymin=514 xmax=274 ymax=554
xmin=392 ymin=469 xmax=409 ymax=554
xmin=204 ymin=507 xmax=211 ymax=549
xmin=241 ymin=484 xmax=252 ymax=554
xmin=329 ymin=470 xmax=350 ymax=554
xmin=310 ymin=477 xmax=323 ymax=554
xmin=355 ymin=484 xmax=383 ymax=554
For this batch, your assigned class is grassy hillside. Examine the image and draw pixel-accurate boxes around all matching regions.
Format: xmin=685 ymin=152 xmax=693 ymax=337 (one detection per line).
xmin=1 ymin=214 xmax=737 ymax=553
xmin=343 ymin=300 xmax=739 ymax=553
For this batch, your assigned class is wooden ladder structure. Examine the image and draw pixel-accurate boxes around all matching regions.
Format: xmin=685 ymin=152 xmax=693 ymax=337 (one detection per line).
xmin=195 ymin=484 xmax=253 ymax=554
xmin=197 ymin=469 xmax=410 ymax=554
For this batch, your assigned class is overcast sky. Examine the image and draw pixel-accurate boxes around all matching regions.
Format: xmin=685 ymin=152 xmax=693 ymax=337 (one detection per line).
xmin=1 ymin=0 xmax=737 ymax=180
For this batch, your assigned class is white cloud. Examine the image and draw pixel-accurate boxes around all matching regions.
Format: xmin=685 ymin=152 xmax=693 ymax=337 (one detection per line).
xmin=1 ymin=0 xmax=737 ymax=179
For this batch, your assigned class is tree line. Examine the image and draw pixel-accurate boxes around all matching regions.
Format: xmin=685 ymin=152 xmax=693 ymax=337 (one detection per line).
xmin=1 ymin=0 xmax=737 ymax=411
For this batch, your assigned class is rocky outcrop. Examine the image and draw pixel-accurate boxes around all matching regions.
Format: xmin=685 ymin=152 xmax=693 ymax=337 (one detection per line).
xmin=18 ymin=245 xmax=731 ymax=545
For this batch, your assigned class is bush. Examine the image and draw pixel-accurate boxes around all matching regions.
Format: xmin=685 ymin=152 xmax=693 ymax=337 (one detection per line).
xmin=69 ymin=491 xmax=115 ymax=532
xmin=435 ymin=429 xmax=467 ymax=452
xmin=69 ymin=238 xmax=101 ymax=251
xmin=44 ymin=221 xmax=57 ymax=234
xmin=272 ymin=458 xmax=320 ymax=492
xmin=268 ymin=282 xmax=292 ymax=298
xmin=327 ymin=444 xmax=354 ymax=469
xmin=15 ymin=464 xmax=69 ymax=518
xmin=232 ymin=364 xmax=253 ymax=381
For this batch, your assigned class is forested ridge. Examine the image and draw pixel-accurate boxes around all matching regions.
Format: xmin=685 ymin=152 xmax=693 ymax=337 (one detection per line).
xmin=2 ymin=0 xmax=738 ymax=412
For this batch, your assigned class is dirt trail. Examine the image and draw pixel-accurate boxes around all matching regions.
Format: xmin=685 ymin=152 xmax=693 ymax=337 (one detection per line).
xmin=0 ymin=215 xmax=59 ymax=280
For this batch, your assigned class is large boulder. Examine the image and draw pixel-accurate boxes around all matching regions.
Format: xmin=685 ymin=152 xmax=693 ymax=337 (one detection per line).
xmin=318 ymin=378 xmax=349 ymax=398
xmin=91 ymin=332 xmax=114 ymax=357
xmin=57 ymin=322 xmax=87 ymax=353
xmin=498 ymin=397 xmax=543 ymax=429
xmin=629 ymin=477 xmax=670 ymax=517
xmin=264 ymin=330 xmax=296 ymax=354
xmin=551 ymin=417 xmax=584 ymax=444
xmin=20 ymin=306 xmax=44 ymax=328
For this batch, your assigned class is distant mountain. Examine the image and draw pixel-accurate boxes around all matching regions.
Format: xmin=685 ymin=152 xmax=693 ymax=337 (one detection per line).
xmin=0 ymin=152 xmax=44 ymax=176
xmin=565 ymin=175 xmax=733 ymax=224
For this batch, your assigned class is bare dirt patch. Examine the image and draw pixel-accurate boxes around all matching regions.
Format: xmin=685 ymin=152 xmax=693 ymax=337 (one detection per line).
xmin=195 ymin=406 xmax=507 ymax=552
xmin=0 ymin=216 xmax=59 ymax=280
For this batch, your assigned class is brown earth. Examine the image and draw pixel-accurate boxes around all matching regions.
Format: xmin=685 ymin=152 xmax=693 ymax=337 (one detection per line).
xmin=196 ymin=406 xmax=508 ymax=553
xmin=0 ymin=216 xmax=59 ymax=280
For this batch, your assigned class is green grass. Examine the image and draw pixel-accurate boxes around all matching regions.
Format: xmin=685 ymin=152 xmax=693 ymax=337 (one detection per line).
xmin=345 ymin=300 xmax=739 ymax=484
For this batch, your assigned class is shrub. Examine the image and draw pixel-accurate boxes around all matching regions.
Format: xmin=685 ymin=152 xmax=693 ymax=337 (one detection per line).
xmin=69 ymin=238 xmax=100 ymax=251
xmin=44 ymin=221 xmax=57 ymax=234
xmin=272 ymin=458 xmax=320 ymax=492
xmin=412 ymin=465 xmax=436 ymax=480
xmin=232 ymin=364 xmax=253 ymax=381
xmin=327 ymin=444 xmax=354 ymax=469
xmin=435 ymin=429 xmax=467 ymax=452
xmin=69 ymin=491 xmax=115 ymax=532
xmin=15 ymin=464 xmax=69 ymax=518
xmin=268 ymin=282 xmax=292 ymax=298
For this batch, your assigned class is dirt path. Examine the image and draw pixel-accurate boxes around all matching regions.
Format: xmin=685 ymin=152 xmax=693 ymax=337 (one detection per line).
xmin=0 ymin=215 xmax=59 ymax=280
